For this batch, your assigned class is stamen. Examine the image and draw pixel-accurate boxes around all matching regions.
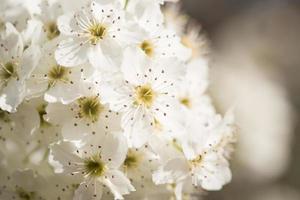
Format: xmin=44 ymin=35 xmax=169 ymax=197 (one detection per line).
xmin=45 ymin=21 xmax=60 ymax=40
xmin=78 ymin=96 xmax=104 ymax=122
xmin=189 ymin=155 xmax=203 ymax=169
xmin=123 ymin=150 xmax=141 ymax=169
xmin=153 ymin=118 xmax=163 ymax=131
xmin=84 ymin=154 xmax=107 ymax=178
xmin=140 ymin=40 xmax=154 ymax=57
xmin=37 ymin=104 xmax=51 ymax=127
xmin=89 ymin=24 xmax=107 ymax=45
xmin=172 ymin=139 xmax=183 ymax=153
xmin=48 ymin=65 xmax=69 ymax=87
xmin=180 ymin=97 xmax=191 ymax=108
xmin=134 ymin=84 xmax=156 ymax=108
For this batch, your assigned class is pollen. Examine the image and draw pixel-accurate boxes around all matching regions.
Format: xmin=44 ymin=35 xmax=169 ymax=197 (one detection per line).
xmin=84 ymin=154 xmax=107 ymax=178
xmin=180 ymin=97 xmax=191 ymax=108
xmin=140 ymin=40 xmax=154 ymax=57
xmin=134 ymin=84 xmax=156 ymax=108
xmin=45 ymin=21 xmax=60 ymax=40
xmin=78 ymin=96 xmax=104 ymax=122
xmin=89 ymin=24 xmax=107 ymax=45
xmin=189 ymin=155 xmax=203 ymax=169
xmin=48 ymin=65 xmax=69 ymax=87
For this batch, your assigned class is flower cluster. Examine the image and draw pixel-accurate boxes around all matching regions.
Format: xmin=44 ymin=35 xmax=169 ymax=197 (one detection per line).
xmin=0 ymin=0 xmax=236 ymax=199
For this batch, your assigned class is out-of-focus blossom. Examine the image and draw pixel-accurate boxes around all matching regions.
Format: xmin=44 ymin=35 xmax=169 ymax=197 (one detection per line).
xmin=210 ymin=2 xmax=298 ymax=181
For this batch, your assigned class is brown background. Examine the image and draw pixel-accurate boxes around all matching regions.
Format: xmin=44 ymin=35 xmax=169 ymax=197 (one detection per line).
xmin=181 ymin=0 xmax=300 ymax=199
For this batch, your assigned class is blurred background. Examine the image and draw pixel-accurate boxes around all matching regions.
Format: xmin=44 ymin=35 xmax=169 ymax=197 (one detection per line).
xmin=180 ymin=0 xmax=300 ymax=199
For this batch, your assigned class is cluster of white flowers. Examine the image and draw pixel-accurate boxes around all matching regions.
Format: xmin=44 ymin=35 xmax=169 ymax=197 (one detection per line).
xmin=0 ymin=0 xmax=237 ymax=199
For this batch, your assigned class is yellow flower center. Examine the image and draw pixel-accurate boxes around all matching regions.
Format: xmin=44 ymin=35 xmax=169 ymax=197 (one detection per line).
xmin=134 ymin=84 xmax=156 ymax=108
xmin=123 ymin=150 xmax=141 ymax=169
xmin=45 ymin=21 xmax=60 ymax=40
xmin=180 ymin=97 xmax=191 ymax=108
xmin=89 ymin=24 xmax=107 ymax=45
xmin=189 ymin=155 xmax=203 ymax=169
xmin=140 ymin=40 xmax=154 ymax=57
xmin=48 ymin=65 xmax=69 ymax=87
xmin=78 ymin=96 xmax=104 ymax=122
xmin=84 ymin=155 xmax=107 ymax=178
xmin=0 ymin=62 xmax=17 ymax=81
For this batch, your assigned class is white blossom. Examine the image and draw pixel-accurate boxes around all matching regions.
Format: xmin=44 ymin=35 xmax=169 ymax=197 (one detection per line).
xmin=0 ymin=0 xmax=236 ymax=199
xmin=50 ymin=133 xmax=135 ymax=199
xmin=100 ymin=47 xmax=184 ymax=147
xmin=0 ymin=23 xmax=40 ymax=112
xmin=55 ymin=0 xmax=136 ymax=67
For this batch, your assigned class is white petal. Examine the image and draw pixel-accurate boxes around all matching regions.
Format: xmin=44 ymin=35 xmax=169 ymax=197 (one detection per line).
xmin=62 ymin=119 xmax=92 ymax=141
xmin=88 ymin=42 xmax=120 ymax=73
xmin=57 ymin=13 xmax=79 ymax=36
xmin=74 ymin=181 xmax=103 ymax=200
xmin=153 ymin=157 xmax=189 ymax=185
xmin=10 ymin=102 xmax=40 ymax=135
xmin=45 ymin=81 xmax=82 ymax=104
xmin=45 ymin=102 xmax=73 ymax=125
xmin=55 ymin=38 xmax=89 ymax=67
xmin=98 ymin=132 xmax=128 ymax=169
xmin=186 ymin=58 xmax=209 ymax=94
xmin=19 ymin=45 xmax=41 ymax=80
xmin=50 ymin=141 xmax=82 ymax=172
xmin=122 ymin=109 xmax=152 ymax=148
xmin=0 ymin=23 xmax=23 ymax=62
xmin=0 ymin=80 xmax=25 ymax=112
xmin=102 ymin=169 xmax=135 ymax=199
xmin=99 ymin=82 xmax=129 ymax=111
xmin=193 ymin=153 xmax=232 ymax=190
xmin=121 ymin=47 xmax=150 ymax=85
xmin=22 ymin=19 xmax=44 ymax=45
